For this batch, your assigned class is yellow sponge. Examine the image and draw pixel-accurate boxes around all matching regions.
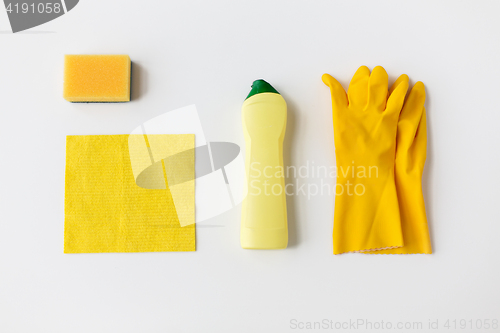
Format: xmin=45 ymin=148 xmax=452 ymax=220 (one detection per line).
xmin=63 ymin=55 xmax=131 ymax=102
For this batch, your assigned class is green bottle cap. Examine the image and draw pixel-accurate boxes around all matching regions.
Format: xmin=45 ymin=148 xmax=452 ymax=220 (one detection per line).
xmin=245 ymin=79 xmax=280 ymax=100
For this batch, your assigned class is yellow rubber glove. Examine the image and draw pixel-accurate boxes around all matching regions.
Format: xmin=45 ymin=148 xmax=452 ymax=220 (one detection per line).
xmin=322 ymin=66 xmax=409 ymax=254
xmin=375 ymin=78 xmax=432 ymax=254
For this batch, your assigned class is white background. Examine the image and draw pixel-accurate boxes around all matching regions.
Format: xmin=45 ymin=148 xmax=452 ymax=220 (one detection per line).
xmin=1 ymin=1 xmax=499 ymax=332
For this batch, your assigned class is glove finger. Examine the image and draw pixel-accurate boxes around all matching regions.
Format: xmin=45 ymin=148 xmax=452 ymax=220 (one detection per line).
xmin=401 ymin=81 xmax=426 ymax=122
xmin=396 ymin=82 xmax=426 ymax=149
xmin=412 ymin=107 xmax=427 ymax=167
xmin=386 ymin=77 xmax=409 ymax=117
xmin=367 ymin=66 xmax=389 ymax=111
xmin=347 ymin=66 xmax=370 ymax=109
xmin=389 ymin=74 xmax=409 ymax=97
xmin=322 ymin=73 xmax=348 ymax=109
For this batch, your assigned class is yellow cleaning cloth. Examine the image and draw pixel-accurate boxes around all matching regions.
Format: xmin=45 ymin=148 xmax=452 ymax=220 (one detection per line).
xmin=64 ymin=135 xmax=195 ymax=253
xmin=128 ymin=134 xmax=195 ymax=227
